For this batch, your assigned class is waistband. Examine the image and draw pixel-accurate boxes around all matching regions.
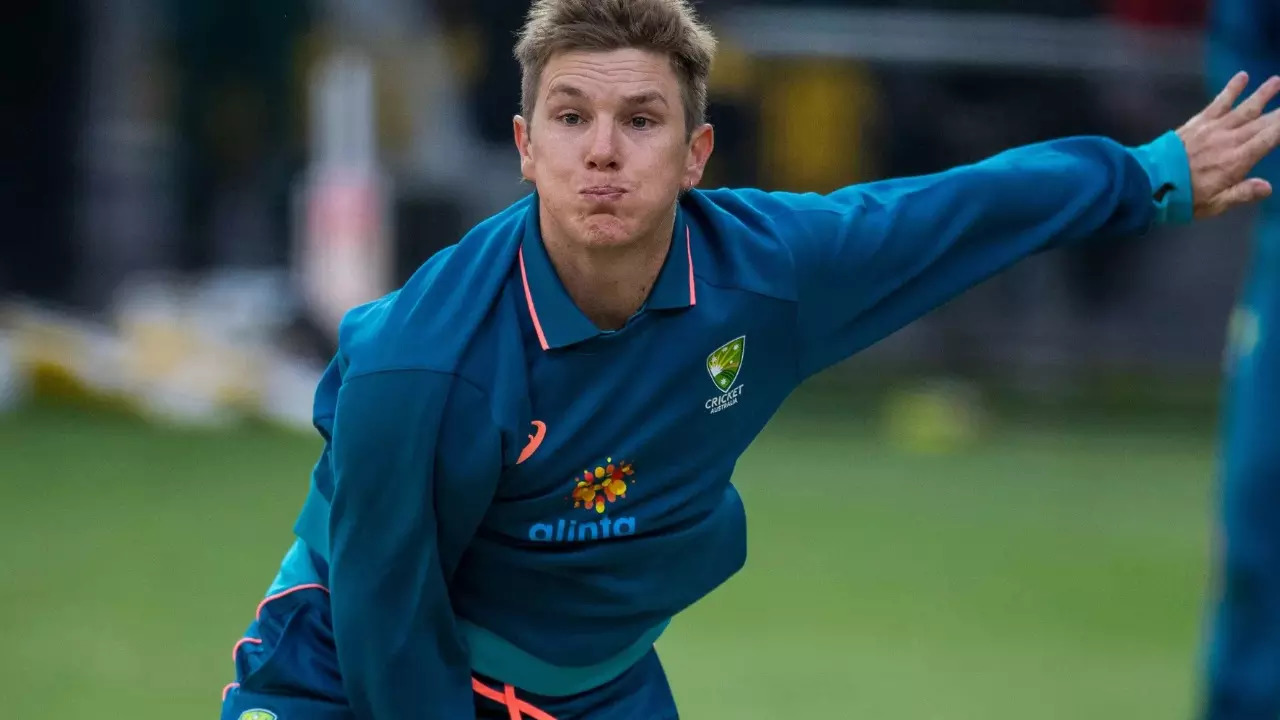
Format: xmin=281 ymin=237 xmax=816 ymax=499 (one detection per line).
xmin=459 ymin=617 xmax=669 ymax=697
xmin=269 ymin=539 xmax=669 ymax=698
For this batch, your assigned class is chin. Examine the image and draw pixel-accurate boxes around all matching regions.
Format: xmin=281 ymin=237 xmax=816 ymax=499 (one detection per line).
xmin=576 ymin=214 xmax=637 ymax=249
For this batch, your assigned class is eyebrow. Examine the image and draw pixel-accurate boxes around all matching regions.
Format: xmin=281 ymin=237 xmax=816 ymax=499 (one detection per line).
xmin=546 ymin=84 xmax=587 ymax=101
xmin=545 ymin=84 xmax=669 ymax=109
xmin=622 ymin=90 xmax=668 ymax=108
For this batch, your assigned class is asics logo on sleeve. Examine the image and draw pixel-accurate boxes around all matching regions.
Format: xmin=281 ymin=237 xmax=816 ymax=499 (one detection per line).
xmin=517 ymin=420 xmax=547 ymax=464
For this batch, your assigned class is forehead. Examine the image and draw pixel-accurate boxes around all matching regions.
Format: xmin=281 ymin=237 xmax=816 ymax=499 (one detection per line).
xmin=539 ymin=48 xmax=679 ymax=101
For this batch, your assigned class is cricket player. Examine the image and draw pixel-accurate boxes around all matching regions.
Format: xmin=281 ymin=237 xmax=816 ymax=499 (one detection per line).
xmin=220 ymin=1 xmax=1280 ymax=718
xmin=1202 ymin=0 xmax=1280 ymax=717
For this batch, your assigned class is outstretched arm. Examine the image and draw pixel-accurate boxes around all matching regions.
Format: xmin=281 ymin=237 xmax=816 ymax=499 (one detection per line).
xmin=712 ymin=72 xmax=1280 ymax=378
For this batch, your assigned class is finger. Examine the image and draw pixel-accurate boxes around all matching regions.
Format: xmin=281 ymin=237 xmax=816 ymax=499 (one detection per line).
xmin=1230 ymin=76 xmax=1280 ymax=126
xmin=1206 ymin=179 xmax=1273 ymax=217
xmin=1206 ymin=71 xmax=1251 ymax=119
xmin=1240 ymin=106 xmax=1280 ymax=159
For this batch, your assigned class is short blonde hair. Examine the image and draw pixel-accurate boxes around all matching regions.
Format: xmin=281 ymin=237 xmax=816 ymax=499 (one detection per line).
xmin=514 ymin=0 xmax=717 ymax=136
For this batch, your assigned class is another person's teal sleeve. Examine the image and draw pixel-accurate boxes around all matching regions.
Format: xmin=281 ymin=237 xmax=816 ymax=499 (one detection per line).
xmin=738 ymin=133 xmax=1191 ymax=377
xmin=327 ymin=369 xmax=502 ymax=720
xmin=1207 ymin=0 xmax=1280 ymax=187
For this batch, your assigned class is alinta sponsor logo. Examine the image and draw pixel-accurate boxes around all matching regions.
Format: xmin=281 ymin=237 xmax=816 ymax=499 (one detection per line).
xmin=528 ymin=458 xmax=637 ymax=543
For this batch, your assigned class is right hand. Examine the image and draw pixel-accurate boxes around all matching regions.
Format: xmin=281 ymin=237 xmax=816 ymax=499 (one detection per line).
xmin=1177 ymin=72 xmax=1280 ymax=219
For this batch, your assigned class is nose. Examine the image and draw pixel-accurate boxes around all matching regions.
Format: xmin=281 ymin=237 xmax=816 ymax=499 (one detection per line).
xmin=584 ymin=120 xmax=620 ymax=171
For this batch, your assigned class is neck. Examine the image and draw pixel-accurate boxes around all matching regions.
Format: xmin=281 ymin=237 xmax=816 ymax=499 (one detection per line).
xmin=540 ymin=210 xmax=675 ymax=331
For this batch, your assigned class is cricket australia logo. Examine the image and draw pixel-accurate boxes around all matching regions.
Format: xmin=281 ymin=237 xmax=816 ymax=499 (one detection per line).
xmin=705 ymin=336 xmax=745 ymax=414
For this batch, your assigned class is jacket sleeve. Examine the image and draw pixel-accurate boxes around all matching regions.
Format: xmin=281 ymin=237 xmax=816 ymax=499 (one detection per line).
xmin=731 ymin=132 xmax=1193 ymax=378
xmin=327 ymin=369 xmax=501 ymax=720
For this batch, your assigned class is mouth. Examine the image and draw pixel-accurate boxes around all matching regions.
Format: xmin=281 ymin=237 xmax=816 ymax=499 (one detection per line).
xmin=580 ymin=186 xmax=627 ymax=202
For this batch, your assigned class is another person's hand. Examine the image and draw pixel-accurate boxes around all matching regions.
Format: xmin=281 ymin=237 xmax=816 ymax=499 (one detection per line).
xmin=1179 ymin=72 xmax=1280 ymax=219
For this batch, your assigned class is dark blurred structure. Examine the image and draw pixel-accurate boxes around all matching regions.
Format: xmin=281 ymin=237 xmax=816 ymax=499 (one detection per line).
xmin=164 ymin=0 xmax=313 ymax=272
xmin=1 ymin=1 xmax=88 ymax=306
xmin=3 ymin=0 xmax=1254 ymax=386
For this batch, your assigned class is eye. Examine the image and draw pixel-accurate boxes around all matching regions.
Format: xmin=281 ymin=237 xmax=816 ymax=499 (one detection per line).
xmin=630 ymin=116 xmax=651 ymax=130
xmin=559 ymin=112 xmax=583 ymax=126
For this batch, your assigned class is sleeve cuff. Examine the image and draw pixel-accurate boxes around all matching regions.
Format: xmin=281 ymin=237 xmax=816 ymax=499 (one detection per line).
xmin=1127 ymin=130 xmax=1194 ymax=225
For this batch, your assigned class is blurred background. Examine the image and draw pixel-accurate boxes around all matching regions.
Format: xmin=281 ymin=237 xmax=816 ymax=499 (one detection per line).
xmin=0 ymin=0 xmax=1249 ymax=717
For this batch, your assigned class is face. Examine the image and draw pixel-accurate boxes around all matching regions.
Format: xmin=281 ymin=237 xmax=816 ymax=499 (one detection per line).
xmin=514 ymin=48 xmax=714 ymax=251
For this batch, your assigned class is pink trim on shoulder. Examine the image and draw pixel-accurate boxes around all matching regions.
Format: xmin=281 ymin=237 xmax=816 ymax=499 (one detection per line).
xmin=232 ymin=636 xmax=263 ymax=662
xmin=256 ymin=583 xmax=329 ymax=620
xmin=224 ymin=583 xmax=330 ymax=699
xmin=518 ymin=246 xmax=550 ymax=351
xmin=685 ymin=226 xmax=696 ymax=306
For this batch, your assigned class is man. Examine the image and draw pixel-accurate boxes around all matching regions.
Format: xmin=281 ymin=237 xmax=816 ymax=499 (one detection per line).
xmin=1201 ymin=0 xmax=1280 ymax=717
xmin=220 ymin=1 xmax=1280 ymax=718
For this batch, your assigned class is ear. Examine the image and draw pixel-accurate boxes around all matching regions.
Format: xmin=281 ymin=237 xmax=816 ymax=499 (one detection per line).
xmin=682 ymin=123 xmax=715 ymax=191
xmin=513 ymin=115 xmax=535 ymax=182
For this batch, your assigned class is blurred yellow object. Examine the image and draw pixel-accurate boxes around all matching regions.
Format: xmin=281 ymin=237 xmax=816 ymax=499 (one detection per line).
xmin=27 ymin=360 xmax=92 ymax=402
xmin=118 ymin=316 xmax=264 ymax=426
xmin=2 ymin=295 xmax=319 ymax=429
xmin=123 ymin=319 xmax=191 ymax=381
xmin=708 ymin=39 xmax=755 ymax=98
xmin=758 ymin=58 xmax=878 ymax=192
xmin=882 ymin=381 xmax=986 ymax=454
xmin=8 ymin=307 xmax=132 ymax=411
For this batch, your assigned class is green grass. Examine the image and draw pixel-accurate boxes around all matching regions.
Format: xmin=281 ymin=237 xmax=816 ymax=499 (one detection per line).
xmin=0 ymin=388 xmax=1219 ymax=719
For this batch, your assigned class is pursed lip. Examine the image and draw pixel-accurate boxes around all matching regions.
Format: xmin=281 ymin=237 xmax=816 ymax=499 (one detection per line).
xmin=580 ymin=185 xmax=627 ymax=198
